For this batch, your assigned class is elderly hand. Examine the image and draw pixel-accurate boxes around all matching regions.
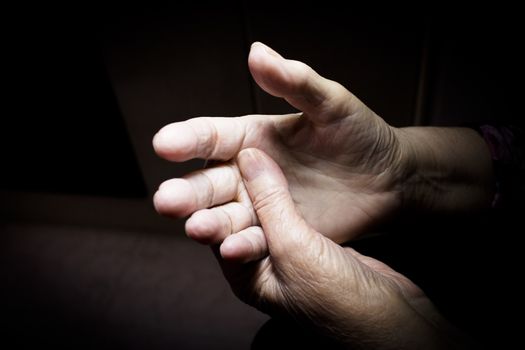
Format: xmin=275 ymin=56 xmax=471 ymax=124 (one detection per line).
xmin=213 ymin=148 xmax=460 ymax=349
xmin=153 ymin=42 xmax=406 ymax=245
xmin=151 ymin=43 xmax=487 ymax=348
xmin=153 ymin=42 xmax=493 ymax=251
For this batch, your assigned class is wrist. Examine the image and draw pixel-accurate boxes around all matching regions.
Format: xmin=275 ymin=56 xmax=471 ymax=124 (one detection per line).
xmin=334 ymin=295 xmax=462 ymax=349
xmin=393 ymin=126 xmax=494 ymax=212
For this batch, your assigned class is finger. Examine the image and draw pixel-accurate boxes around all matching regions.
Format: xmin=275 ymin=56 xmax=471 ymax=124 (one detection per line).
xmin=248 ymin=42 xmax=362 ymax=124
xmin=236 ymin=148 xmax=315 ymax=258
xmin=220 ymin=226 xmax=268 ymax=263
xmin=153 ymin=163 xmax=240 ymax=217
xmin=153 ymin=116 xmax=249 ymax=162
xmin=185 ymin=201 xmax=257 ymax=245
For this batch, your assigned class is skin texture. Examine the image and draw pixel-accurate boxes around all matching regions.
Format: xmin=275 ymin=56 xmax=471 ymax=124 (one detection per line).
xmin=154 ymin=42 xmax=408 ymax=253
xmin=216 ymin=148 xmax=458 ymax=349
xmin=153 ymin=42 xmax=492 ymax=347
xmin=153 ymin=42 xmax=493 ymax=261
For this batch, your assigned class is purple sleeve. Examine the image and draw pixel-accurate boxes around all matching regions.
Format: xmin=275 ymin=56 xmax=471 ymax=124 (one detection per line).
xmin=478 ymin=125 xmax=524 ymax=209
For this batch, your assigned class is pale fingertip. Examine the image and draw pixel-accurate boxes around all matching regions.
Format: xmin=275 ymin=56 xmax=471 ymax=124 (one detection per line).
xmin=248 ymin=41 xmax=282 ymax=71
xmin=153 ymin=123 xmax=195 ymax=161
xmin=153 ymin=179 xmax=195 ymax=217
xmin=250 ymin=41 xmax=264 ymax=50
xmin=152 ymin=127 xmax=169 ymax=154
xmin=237 ymin=148 xmax=287 ymax=186
xmin=248 ymin=42 xmax=267 ymax=66
xmin=248 ymin=43 xmax=293 ymax=102
xmin=221 ymin=227 xmax=268 ymax=263
xmin=236 ymin=148 xmax=265 ymax=181
xmin=152 ymin=190 xmax=162 ymax=212
xmin=153 ymin=189 xmax=171 ymax=215
xmin=152 ymin=132 xmax=159 ymax=148
xmin=250 ymin=42 xmax=282 ymax=58
xmin=185 ymin=210 xmax=222 ymax=244
xmin=220 ymin=234 xmax=251 ymax=262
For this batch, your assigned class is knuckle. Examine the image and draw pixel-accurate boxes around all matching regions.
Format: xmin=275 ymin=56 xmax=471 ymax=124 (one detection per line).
xmin=190 ymin=117 xmax=219 ymax=158
xmin=197 ymin=171 xmax=216 ymax=207
xmin=214 ymin=207 xmax=233 ymax=235
xmin=185 ymin=216 xmax=218 ymax=244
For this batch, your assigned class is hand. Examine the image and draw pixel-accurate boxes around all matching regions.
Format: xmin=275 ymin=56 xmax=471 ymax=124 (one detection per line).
xmin=215 ymin=148 xmax=461 ymax=349
xmin=153 ymin=42 xmax=405 ymax=247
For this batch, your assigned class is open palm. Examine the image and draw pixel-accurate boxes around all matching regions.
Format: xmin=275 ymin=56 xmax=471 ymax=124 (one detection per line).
xmin=153 ymin=42 xmax=404 ymax=249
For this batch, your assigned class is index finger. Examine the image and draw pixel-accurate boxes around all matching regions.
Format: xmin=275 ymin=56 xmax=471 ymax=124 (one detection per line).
xmin=153 ymin=116 xmax=249 ymax=162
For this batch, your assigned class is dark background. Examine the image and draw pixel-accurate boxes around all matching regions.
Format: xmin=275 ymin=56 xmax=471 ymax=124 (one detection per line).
xmin=0 ymin=3 xmax=522 ymax=349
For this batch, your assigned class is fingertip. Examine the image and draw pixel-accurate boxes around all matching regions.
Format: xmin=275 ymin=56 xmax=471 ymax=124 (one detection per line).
xmin=250 ymin=42 xmax=283 ymax=58
xmin=236 ymin=148 xmax=265 ymax=182
xmin=221 ymin=226 xmax=268 ymax=263
xmin=152 ymin=131 xmax=162 ymax=153
xmin=219 ymin=236 xmax=239 ymax=259
xmin=152 ymin=123 xmax=195 ymax=161
xmin=248 ymin=42 xmax=268 ymax=70
xmin=153 ymin=179 xmax=195 ymax=217
xmin=237 ymin=148 xmax=287 ymax=186
xmin=153 ymin=189 xmax=171 ymax=215
xmin=152 ymin=126 xmax=171 ymax=157
xmin=220 ymin=234 xmax=253 ymax=263
xmin=185 ymin=209 xmax=223 ymax=244
xmin=248 ymin=42 xmax=286 ymax=93
xmin=250 ymin=41 xmax=264 ymax=51
xmin=249 ymin=43 xmax=319 ymax=106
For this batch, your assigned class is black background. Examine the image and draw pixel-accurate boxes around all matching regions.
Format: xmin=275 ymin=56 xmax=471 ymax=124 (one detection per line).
xmin=1 ymin=3 xmax=522 ymax=349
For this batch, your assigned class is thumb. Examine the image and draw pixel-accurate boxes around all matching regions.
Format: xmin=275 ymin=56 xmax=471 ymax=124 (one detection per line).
xmin=248 ymin=42 xmax=362 ymax=124
xmin=236 ymin=148 xmax=316 ymax=259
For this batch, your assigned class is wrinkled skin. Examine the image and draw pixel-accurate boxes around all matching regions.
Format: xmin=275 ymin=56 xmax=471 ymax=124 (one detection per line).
xmin=153 ymin=42 xmax=405 ymax=250
xmin=153 ymin=43 xmax=473 ymax=348
xmin=217 ymin=148 xmax=452 ymax=349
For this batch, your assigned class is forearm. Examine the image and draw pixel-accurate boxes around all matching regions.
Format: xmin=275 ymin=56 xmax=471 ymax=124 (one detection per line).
xmin=329 ymin=298 xmax=471 ymax=350
xmin=395 ymin=127 xmax=494 ymax=212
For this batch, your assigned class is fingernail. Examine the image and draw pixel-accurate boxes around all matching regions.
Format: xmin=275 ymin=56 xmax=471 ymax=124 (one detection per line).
xmin=251 ymin=42 xmax=281 ymax=58
xmin=251 ymin=41 xmax=263 ymax=50
xmin=237 ymin=149 xmax=265 ymax=182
